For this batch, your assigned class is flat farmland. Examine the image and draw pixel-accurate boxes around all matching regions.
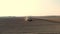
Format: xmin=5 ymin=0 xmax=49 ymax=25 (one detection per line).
xmin=0 ymin=17 xmax=60 ymax=34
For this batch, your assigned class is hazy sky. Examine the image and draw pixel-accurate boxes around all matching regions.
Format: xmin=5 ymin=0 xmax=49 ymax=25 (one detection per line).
xmin=0 ymin=0 xmax=60 ymax=16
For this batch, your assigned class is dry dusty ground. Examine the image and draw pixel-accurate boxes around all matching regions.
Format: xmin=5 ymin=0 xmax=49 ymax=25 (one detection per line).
xmin=0 ymin=17 xmax=60 ymax=34
xmin=34 ymin=16 xmax=60 ymax=22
